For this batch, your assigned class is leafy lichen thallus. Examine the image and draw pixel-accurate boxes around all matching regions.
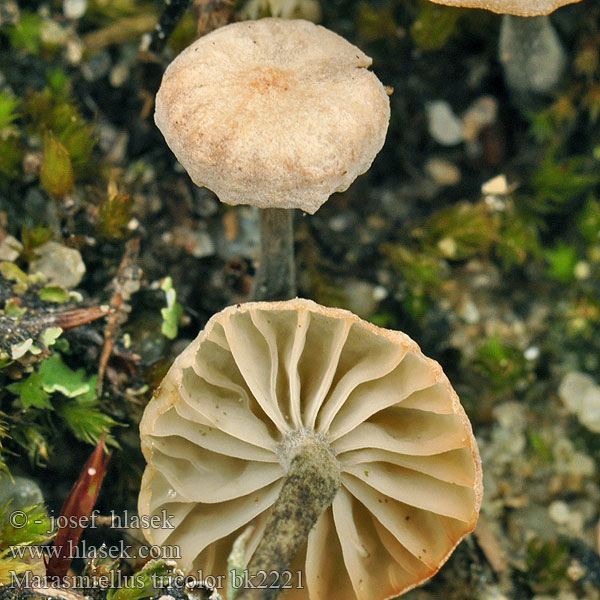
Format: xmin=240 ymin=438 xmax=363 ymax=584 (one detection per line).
xmin=154 ymin=18 xmax=391 ymax=301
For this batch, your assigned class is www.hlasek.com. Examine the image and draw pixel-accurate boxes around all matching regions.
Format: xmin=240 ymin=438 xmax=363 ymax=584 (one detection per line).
xmin=9 ymin=540 xmax=181 ymax=562
xmin=10 ymin=570 xmax=305 ymax=591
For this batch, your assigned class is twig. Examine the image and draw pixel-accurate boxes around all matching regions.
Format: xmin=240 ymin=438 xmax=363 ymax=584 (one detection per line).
xmin=97 ymin=239 xmax=141 ymax=396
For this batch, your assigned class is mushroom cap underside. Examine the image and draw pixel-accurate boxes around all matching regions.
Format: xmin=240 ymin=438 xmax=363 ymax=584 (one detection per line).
xmin=154 ymin=18 xmax=390 ymax=214
xmin=139 ymin=298 xmax=483 ymax=600
xmin=427 ymin=0 xmax=581 ymax=15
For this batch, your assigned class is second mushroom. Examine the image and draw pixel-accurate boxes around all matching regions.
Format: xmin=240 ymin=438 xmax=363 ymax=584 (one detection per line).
xmin=154 ymin=18 xmax=390 ymax=301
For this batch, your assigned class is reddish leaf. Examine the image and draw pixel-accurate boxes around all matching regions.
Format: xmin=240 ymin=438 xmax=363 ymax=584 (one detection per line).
xmin=45 ymin=435 xmax=111 ymax=580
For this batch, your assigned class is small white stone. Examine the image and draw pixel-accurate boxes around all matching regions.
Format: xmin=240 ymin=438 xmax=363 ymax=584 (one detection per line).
xmin=29 ymin=241 xmax=86 ymax=289
xmin=574 ymin=260 xmax=591 ymax=280
xmin=438 ymin=237 xmax=458 ymax=258
xmin=462 ymin=95 xmax=498 ymax=142
xmin=524 ymin=346 xmax=540 ymax=361
xmin=424 ymin=157 xmax=461 ymax=186
xmin=372 ymin=285 xmax=388 ymax=302
xmin=426 ymin=100 xmax=464 ymax=146
xmin=558 ymin=372 xmax=596 ymax=414
xmin=580 ymin=386 xmax=600 ymax=432
xmin=0 ymin=235 xmax=23 ymax=261
xmin=459 ymin=299 xmax=480 ymax=325
xmin=549 ymin=500 xmax=570 ymax=524
xmin=481 ymin=174 xmax=513 ymax=196
xmin=63 ymin=0 xmax=87 ymax=19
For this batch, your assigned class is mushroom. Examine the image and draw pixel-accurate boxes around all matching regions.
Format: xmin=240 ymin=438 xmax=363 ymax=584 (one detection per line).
xmin=154 ymin=18 xmax=390 ymax=300
xmin=426 ymin=0 xmax=581 ymax=14
xmin=427 ymin=1 xmax=583 ymax=104
xmin=139 ymin=298 xmax=482 ymax=600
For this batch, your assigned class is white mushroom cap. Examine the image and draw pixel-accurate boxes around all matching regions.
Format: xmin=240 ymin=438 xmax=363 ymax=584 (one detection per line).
xmin=154 ymin=19 xmax=390 ymax=214
xmin=139 ymin=299 xmax=482 ymax=600
xmin=427 ymin=0 xmax=582 ymax=15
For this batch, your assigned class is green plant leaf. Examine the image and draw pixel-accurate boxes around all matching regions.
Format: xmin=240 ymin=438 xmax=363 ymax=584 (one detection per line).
xmin=37 ymin=354 xmax=94 ymax=398
xmin=7 ymin=371 xmax=53 ymax=410
xmin=160 ymin=277 xmax=183 ymax=340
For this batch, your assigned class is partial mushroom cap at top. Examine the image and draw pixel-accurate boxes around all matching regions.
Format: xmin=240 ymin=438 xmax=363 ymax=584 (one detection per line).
xmin=154 ymin=18 xmax=390 ymax=214
xmin=427 ymin=0 xmax=582 ymax=15
xmin=138 ymin=298 xmax=482 ymax=600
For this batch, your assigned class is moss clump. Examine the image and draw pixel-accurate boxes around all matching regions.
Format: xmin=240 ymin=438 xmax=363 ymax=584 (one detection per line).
xmin=410 ymin=1 xmax=462 ymax=51
xmin=473 ymin=335 xmax=527 ymax=393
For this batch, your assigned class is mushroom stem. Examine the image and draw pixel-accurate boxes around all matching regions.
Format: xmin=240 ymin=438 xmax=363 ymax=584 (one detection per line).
xmin=237 ymin=437 xmax=341 ymax=600
xmin=499 ymin=14 xmax=566 ymax=106
xmin=251 ymin=208 xmax=296 ymax=302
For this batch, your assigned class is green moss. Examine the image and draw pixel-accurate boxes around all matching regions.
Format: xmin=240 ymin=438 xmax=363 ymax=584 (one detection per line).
xmin=411 ymin=1 xmax=462 ymax=51
xmin=24 ymin=85 xmax=96 ymax=175
xmin=7 ymin=12 xmax=44 ymax=56
xmin=496 ymin=215 xmax=541 ymax=270
xmin=382 ymin=244 xmax=445 ymax=294
xmin=168 ymin=12 xmax=199 ymax=54
xmin=422 ymin=202 xmax=498 ymax=261
xmin=40 ymin=131 xmax=74 ymax=197
xmin=86 ymin=0 xmax=145 ymax=22
xmin=577 ymin=195 xmax=600 ymax=243
xmin=0 ymin=502 xmax=53 ymax=585
xmin=473 ymin=335 xmax=526 ymax=392
xmin=98 ymin=190 xmax=134 ymax=240
xmin=544 ymin=242 xmax=578 ymax=283
xmin=525 ymin=538 xmax=570 ymax=593
xmin=527 ymin=429 xmax=553 ymax=462
xmin=357 ymin=2 xmax=398 ymax=42
xmin=0 ymin=92 xmax=20 ymax=130
xmin=6 ymin=354 xmax=119 ymax=454
xmin=0 ymin=136 xmax=24 ymax=181
xmin=531 ymin=154 xmax=600 ymax=214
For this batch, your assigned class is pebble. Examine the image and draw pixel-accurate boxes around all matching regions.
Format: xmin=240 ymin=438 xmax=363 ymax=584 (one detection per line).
xmin=462 ymin=96 xmax=498 ymax=142
xmin=29 ymin=241 xmax=86 ymax=289
xmin=215 ymin=206 xmax=259 ymax=261
xmin=426 ymin=100 xmax=464 ymax=146
xmin=81 ymin=50 xmax=112 ymax=82
xmin=109 ymin=61 xmax=130 ymax=87
xmin=63 ymin=0 xmax=87 ymax=19
xmin=0 ymin=475 xmax=44 ymax=510
xmin=0 ymin=235 xmax=23 ymax=261
xmin=344 ymin=280 xmax=383 ymax=318
xmin=548 ymin=500 xmax=584 ymax=534
xmin=424 ymin=157 xmax=461 ymax=186
xmin=41 ymin=20 xmax=68 ymax=48
xmin=574 ymin=260 xmax=591 ymax=280
xmin=524 ymin=346 xmax=540 ymax=361
xmin=194 ymin=188 xmax=219 ymax=217
xmin=169 ymin=226 xmax=215 ymax=259
xmin=65 ymin=37 xmax=84 ymax=65
xmin=481 ymin=174 xmax=513 ymax=196
xmin=558 ymin=372 xmax=600 ymax=433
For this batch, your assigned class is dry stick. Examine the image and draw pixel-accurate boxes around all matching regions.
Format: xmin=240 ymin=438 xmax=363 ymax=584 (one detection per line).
xmin=97 ymin=238 xmax=141 ymax=395
xmin=237 ymin=438 xmax=341 ymax=600
xmin=251 ymin=208 xmax=296 ymax=302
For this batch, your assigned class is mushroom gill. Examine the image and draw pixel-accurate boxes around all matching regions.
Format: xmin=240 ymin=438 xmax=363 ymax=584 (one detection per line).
xmin=139 ymin=299 xmax=482 ymax=600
